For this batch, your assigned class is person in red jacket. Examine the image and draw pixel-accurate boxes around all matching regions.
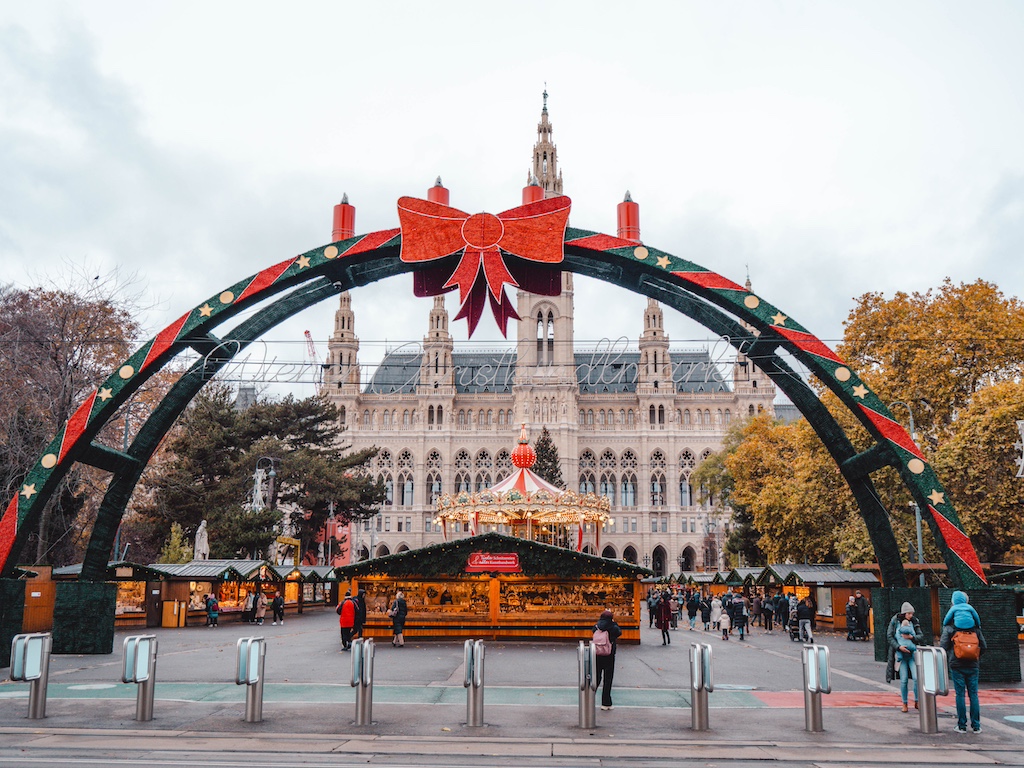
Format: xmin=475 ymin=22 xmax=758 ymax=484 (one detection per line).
xmin=338 ymin=590 xmax=357 ymax=650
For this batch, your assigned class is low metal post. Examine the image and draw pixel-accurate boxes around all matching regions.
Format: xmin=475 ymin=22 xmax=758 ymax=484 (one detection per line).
xmin=235 ymin=637 xmax=266 ymax=723
xmin=121 ymin=634 xmax=158 ymax=721
xmin=577 ymin=640 xmax=597 ymax=728
xmin=463 ymin=639 xmax=485 ymax=727
xmin=916 ymin=646 xmax=948 ymax=734
xmin=10 ymin=633 xmax=52 ymax=720
xmin=689 ymin=642 xmax=714 ymax=731
xmin=350 ymin=638 xmax=375 ymax=725
xmin=801 ymin=644 xmax=831 ymax=732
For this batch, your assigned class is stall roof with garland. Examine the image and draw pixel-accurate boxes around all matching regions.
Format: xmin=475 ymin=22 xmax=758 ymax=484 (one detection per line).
xmin=334 ymin=533 xmax=652 ymax=580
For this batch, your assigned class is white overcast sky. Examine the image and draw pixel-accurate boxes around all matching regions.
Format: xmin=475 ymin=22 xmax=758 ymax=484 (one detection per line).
xmin=2 ymin=2 xmax=1023 ymax=397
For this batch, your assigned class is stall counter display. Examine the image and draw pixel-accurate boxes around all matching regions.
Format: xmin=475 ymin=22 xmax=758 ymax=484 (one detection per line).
xmin=115 ymin=581 xmax=146 ymax=615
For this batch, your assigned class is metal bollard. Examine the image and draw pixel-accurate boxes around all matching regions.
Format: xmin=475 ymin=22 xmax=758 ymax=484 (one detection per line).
xmin=463 ymin=639 xmax=485 ymax=727
xmin=915 ymin=646 xmax=949 ymax=734
xmin=801 ymin=643 xmax=831 ymax=732
xmin=121 ymin=634 xmax=158 ymax=721
xmin=350 ymin=638 xmax=375 ymax=725
xmin=10 ymin=633 xmax=52 ymax=720
xmin=577 ymin=640 xmax=598 ymax=728
xmin=689 ymin=642 xmax=714 ymax=731
xmin=235 ymin=637 xmax=267 ymax=723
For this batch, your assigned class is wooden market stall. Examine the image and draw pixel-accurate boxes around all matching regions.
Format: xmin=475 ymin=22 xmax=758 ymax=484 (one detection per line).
xmin=334 ymin=532 xmax=648 ymax=643
xmin=781 ymin=564 xmax=879 ymax=631
xmin=51 ymin=561 xmax=169 ymax=629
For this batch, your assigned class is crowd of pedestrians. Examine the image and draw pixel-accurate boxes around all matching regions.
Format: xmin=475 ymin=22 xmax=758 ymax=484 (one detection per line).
xmin=645 ymin=586 xmax=817 ymax=643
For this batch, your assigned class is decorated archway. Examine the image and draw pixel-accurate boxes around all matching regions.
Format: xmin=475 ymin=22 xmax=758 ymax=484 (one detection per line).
xmin=0 ymin=192 xmax=986 ymax=592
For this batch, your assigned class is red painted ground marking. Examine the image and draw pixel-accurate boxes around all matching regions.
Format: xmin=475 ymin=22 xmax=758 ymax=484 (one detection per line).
xmin=752 ymin=690 xmax=1024 ymax=708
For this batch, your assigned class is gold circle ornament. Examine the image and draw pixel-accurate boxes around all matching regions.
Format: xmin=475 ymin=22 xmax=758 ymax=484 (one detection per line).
xmin=119 ymin=365 xmax=135 ymax=379
xmin=633 ymin=246 xmax=649 ymax=260
xmin=835 ymin=367 xmax=851 ymax=382
xmin=41 ymin=454 xmax=57 ymax=469
xmin=219 ymin=291 xmax=234 ymax=304
xmin=324 ymin=245 xmax=339 ymax=260
xmin=907 ymin=458 xmax=926 ymax=475
xmin=744 ymin=295 xmax=760 ymax=309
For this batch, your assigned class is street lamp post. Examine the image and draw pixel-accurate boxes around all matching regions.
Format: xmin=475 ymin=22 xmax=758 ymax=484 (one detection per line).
xmin=888 ymin=402 xmax=926 ymax=587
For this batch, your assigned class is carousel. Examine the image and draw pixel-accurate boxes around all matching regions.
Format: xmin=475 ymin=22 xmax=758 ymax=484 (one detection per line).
xmin=434 ymin=425 xmax=611 ymax=550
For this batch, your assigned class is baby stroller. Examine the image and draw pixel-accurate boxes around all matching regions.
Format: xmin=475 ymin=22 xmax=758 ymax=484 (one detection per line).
xmin=846 ymin=614 xmax=867 ymax=641
xmin=788 ymin=610 xmax=802 ymax=642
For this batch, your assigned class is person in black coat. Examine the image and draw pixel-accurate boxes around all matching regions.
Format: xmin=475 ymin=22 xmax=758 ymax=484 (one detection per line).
xmin=593 ymin=609 xmax=623 ymax=710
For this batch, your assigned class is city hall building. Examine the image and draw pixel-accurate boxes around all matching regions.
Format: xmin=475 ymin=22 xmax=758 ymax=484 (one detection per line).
xmin=322 ymin=95 xmax=778 ymax=576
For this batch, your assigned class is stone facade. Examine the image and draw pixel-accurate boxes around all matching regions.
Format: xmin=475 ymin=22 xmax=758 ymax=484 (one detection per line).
xmin=323 ymin=96 xmax=777 ymax=576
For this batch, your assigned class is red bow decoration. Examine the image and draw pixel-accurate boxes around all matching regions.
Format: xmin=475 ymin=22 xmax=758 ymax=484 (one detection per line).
xmin=397 ymin=195 xmax=572 ymax=336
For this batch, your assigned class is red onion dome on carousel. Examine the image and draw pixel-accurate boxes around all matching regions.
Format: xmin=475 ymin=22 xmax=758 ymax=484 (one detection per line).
xmin=435 ymin=424 xmax=611 ymax=550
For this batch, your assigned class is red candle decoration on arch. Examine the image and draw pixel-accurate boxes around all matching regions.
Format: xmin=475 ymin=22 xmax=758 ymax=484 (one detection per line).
xmin=511 ymin=423 xmax=536 ymax=469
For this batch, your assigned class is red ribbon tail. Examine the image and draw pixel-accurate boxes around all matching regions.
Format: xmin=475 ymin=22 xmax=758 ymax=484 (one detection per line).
xmin=481 ymin=247 xmax=517 ymax=300
xmin=453 ymin=274 xmax=489 ymax=337
xmin=488 ymin=290 xmax=520 ymax=338
xmin=444 ymin=249 xmax=484 ymax=305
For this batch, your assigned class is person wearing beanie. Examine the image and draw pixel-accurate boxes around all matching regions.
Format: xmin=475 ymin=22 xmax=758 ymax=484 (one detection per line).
xmin=942 ymin=591 xmax=982 ymax=631
xmin=886 ymin=602 xmax=923 ymax=702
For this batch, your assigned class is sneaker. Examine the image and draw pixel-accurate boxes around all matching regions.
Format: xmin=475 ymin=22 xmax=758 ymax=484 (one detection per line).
xmin=952 ymin=725 xmax=968 ymax=734
xmin=972 ymin=726 xmax=982 ymax=733
xmin=600 ymin=705 xmax=612 ymax=711
xmin=272 ymin=621 xmax=277 ymax=625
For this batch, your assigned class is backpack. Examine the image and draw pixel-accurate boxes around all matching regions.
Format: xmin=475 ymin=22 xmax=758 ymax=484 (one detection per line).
xmin=210 ymin=600 xmax=219 ymax=613
xmin=592 ymin=628 xmax=612 ymax=656
xmin=952 ymin=630 xmax=980 ymax=661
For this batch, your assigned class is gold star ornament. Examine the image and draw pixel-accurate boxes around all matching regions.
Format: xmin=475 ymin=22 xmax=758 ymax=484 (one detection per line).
xmin=296 ymin=255 xmax=311 ymax=269
xmin=852 ymin=384 xmax=869 ymax=399
xmin=771 ymin=312 xmax=787 ymax=326
xmin=21 ymin=484 xmax=36 ymax=500
xmin=928 ymin=490 xmax=945 ymax=506
xmin=97 ymin=387 xmax=113 ymax=401
xmin=656 ymin=255 xmax=671 ymax=269
xmin=199 ymin=304 xmax=213 ymax=318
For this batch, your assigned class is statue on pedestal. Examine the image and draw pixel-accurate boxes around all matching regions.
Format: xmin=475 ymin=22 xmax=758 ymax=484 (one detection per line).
xmin=194 ymin=520 xmax=210 ymax=560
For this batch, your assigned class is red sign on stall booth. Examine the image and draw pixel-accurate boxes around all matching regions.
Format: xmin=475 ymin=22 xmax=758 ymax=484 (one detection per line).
xmin=465 ymin=552 xmax=522 ymax=573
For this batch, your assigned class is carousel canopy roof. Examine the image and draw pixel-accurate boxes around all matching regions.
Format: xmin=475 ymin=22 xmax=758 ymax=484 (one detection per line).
xmin=436 ymin=424 xmax=611 ymax=526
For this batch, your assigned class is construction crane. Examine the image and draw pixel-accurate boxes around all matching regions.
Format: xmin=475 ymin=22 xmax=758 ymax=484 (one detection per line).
xmin=304 ymin=330 xmax=323 ymax=394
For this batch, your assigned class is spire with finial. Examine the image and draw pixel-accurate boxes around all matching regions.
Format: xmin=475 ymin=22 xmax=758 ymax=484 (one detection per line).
xmin=623 ymin=190 xmax=633 ymax=203
xmin=542 ymin=85 xmax=548 ymax=114
xmin=434 ymin=176 xmax=443 ymax=187
xmin=341 ymin=192 xmax=349 ymax=204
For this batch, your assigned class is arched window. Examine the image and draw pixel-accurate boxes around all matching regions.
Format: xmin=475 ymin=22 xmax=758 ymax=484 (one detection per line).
xmin=680 ymin=475 xmax=692 ymax=506
xmin=428 ymin=405 xmax=435 ymax=425
xmin=658 ymin=405 xmax=665 ymax=425
xmin=403 ymin=410 xmax=410 ymax=426
xmin=455 ymin=471 xmax=471 ymax=493
xmin=599 ymin=473 xmax=617 ymax=505
xmin=437 ymin=405 xmax=443 ymax=423
xmin=427 ymin=472 xmax=442 ymax=504
xmin=627 ymin=409 xmax=635 ymax=427
xmin=649 ymin=405 xmax=656 ymax=425
xmin=362 ymin=409 xmax=371 ymax=427
xmin=579 ymin=472 xmax=596 ymax=494
xmin=495 ymin=450 xmax=512 ymax=481
xmin=339 ymin=405 xmax=346 ymax=427
xmin=397 ymin=472 xmax=414 ymax=506
xmin=684 ymin=409 xmax=691 ymax=426
xmin=475 ymin=472 xmax=492 ymax=492
xmin=546 ymin=311 xmax=555 ymax=365
xmin=587 ymin=409 xmax=594 ymax=425
xmin=724 ymin=409 xmax=731 ymax=425
xmin=458 ymin=409 xmax=467 ymax=426
xmin=382 ymin=411 xmax=391 ymax=428
xmin=579 ymin=409 xmax=585 ymax=424
xmin=620 ymin=473 xmax=637 ymax=507
xmin=380 ymin=474 xmax=394 ymax=505
xmin=650 ymin=472 xmax=666 ymax=506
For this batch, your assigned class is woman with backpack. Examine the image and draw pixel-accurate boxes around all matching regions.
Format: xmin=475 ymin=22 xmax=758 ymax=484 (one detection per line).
xmin=593 ymin=609 xmax=622 ymax=711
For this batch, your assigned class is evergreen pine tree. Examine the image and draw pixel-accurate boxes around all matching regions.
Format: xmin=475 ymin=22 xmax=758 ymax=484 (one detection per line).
xmin=532 ymin=427 xmax=565 ymax=489
xmin=157 ymin=522 xmax=193 ymax=564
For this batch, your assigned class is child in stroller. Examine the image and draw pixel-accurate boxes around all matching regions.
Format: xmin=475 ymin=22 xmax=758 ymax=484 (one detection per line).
xmin=788 ymin=609 xmax=802 ymax=641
